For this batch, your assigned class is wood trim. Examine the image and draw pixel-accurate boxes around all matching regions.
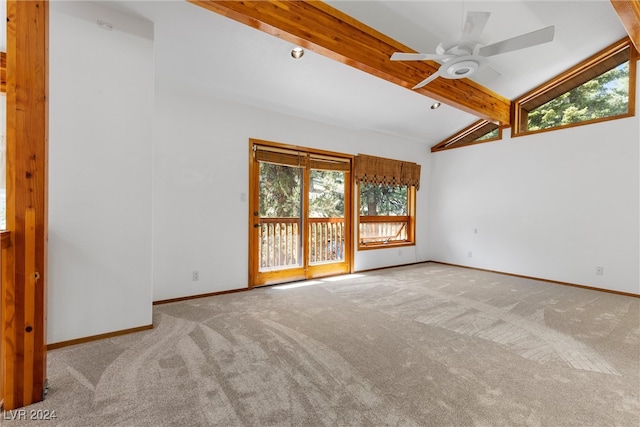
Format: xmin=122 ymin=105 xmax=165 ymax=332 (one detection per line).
xmin=0 ymin=52 xmax=5 ymax=93
xmin=360 ymin=215 xmax=410 ymax=223
xmin=0 ymin=237 xmax=13 ymax=408
xmin=355 ymin=260 xmax=639 ymax=298
xmin=2 ymin=0 xmax=49 ymax=410
xmin=611 ymin=0 xmax=640 ymax=52
xmin=0 ymin=231 xmax=10 ymax=250
xmin=248 ymin=141 xmax=258 ymax=289
xmin=353 ymin=260 xmax=429 ymax=272
xmin=357 ymin=241 xmax=415 ymax=251
xmin=432 ymin=261 xmax=640 ymax=298
xmin=513 ymin=37 xmax=636 ymax=137
xmin=431 ymin=119 xmax=502 ymax=153
xmin=629 ymin=41 xmax=638 ymax=117
xmin=189 ymin=0 xmax=511 ymax=126
xmin=46 ymin=325 xmax=154 ymax=351
xmin=154 ymin=288 xmax=250 ymax=305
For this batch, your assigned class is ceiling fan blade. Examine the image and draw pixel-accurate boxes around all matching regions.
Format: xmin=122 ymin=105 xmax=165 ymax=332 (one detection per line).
xmin=412 ymin=72 xmax=440 ymax=90
xmin=471 ymin=64 xmax=501 ymax=85
xmin=461 ymin=11 xmax=491 ymax=41
xmin=391 ymin=52 xmax=455 ymax=61
xmin=478 ymin=25 xmax=555 ymax=57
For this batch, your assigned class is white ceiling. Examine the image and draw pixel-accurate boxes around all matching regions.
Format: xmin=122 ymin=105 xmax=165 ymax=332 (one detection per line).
xmin=102 ymin=0 xmax=628 ymax=148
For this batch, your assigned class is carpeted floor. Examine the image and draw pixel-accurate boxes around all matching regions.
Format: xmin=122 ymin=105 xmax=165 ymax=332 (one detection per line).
xmin=2 ymin=263 xmax=639 ymax=426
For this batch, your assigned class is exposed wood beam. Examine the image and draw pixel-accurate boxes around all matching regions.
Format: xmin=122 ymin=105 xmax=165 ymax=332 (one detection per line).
xmin=189 ymin=0 xmax=511 ymax=125
xmin=611 ymin=0 xmax=640 ymax=53
xmin=2 ymin=0 xmax=48 ymax=410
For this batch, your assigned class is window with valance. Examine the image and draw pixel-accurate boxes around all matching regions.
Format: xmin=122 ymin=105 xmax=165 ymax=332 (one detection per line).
xmin=354 ymin=154 xmax=421 ymax=189
xmin=354 ymin=154 xmax=419 ymax=249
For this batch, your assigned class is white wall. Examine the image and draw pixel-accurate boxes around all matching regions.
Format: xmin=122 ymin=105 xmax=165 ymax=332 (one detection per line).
xmin=152 ymin=83 xmax=430 ymax=301
xmin=48 ymin=1 xmax=429 ymax=341
xmin=48 ymin=2 xmax=154 ymax=344
xmin=48 ymin=2 xmax=639 ymax=345
xmin=428 ymin=101 xmax=640 ymax=294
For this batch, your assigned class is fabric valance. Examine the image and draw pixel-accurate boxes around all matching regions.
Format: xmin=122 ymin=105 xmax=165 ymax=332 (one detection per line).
xmin=354 ymin=154 xmax=421 ymax=190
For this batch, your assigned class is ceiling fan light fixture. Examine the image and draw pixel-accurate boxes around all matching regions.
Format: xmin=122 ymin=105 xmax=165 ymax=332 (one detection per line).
xmin=290 ymin=46 xmax=305 ymax=59
xmin=445 ymin=59 xmax=479 ymax=78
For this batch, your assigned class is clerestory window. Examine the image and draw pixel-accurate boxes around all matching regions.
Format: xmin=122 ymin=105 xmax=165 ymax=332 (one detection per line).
xmin=513 ymin=38 xmax=636 ymax=136
xmin=431 ymin=119 xmax=502 ymax=152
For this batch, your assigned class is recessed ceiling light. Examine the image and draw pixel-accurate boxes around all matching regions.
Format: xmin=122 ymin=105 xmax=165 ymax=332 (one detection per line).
xmin=290 ymin=46 xmax=304 ymax=60
xmin=431 ymin=102 xmax=441 ymax=110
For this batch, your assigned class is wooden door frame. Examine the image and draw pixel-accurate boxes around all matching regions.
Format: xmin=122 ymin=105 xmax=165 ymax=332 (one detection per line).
xmin=1 ymin=0 xmax=49 ymax=410
xmin=248 ymin=139 xmax=353 ymax=288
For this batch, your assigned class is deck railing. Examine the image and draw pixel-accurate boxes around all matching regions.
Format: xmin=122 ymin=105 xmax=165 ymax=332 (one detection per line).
xmin=308 ymin=218 xmax=345 ymax=264
xmin=359 ymin=216 xmax=408 ymax=245
xmin=257 ymin=217 xmax=345 ymax=270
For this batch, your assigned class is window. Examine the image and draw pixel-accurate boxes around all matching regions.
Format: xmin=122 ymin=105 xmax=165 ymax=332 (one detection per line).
xmin=513 ymin=38 xmax=636 ymax=136
xmin=354 ymin=154 xmax=419 ymax=249
xmin=475 ymin=127 xmax=499 ymax=141
xmin=359 ymin=183 xmax=415 ymax=247
xmin=431 ymin=119 xmax=502 ymax=152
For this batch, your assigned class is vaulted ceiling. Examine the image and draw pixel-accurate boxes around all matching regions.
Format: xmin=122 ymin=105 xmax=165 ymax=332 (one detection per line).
xmin=105 ymin=1 xmax=635 ymax=148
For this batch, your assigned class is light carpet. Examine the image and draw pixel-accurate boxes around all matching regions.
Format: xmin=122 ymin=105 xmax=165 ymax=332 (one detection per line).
xmin=2 ymin=263 xmax=638 ymax=426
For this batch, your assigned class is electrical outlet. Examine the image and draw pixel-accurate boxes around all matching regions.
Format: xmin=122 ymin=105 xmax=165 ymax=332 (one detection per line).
xmin=596 ymin=266 xmax=603 ymax=276
xmin=192 ymin=271 xmax=199 ymax=281
xmin=468 ymin=251 xmax=473 ymax=258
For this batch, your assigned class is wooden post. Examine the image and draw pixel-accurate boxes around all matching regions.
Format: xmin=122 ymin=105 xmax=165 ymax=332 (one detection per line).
xmin=2 ymin=0 xmax=48 ymax=410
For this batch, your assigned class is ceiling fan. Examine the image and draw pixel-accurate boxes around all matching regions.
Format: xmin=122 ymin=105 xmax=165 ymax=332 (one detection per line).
xmin=390 ymin=11 xmax=555 ymax=89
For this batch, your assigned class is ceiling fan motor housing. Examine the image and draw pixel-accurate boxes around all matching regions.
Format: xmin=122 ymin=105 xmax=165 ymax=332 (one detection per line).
xmin=436 ymin=41 xmax=475 ymax=57
xmin=442 ymin=55 xmax=488 ymax=79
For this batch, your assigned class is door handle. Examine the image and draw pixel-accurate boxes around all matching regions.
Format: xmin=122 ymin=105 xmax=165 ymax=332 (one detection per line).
xmin=254 ymin=224 xmax=260 ymax=228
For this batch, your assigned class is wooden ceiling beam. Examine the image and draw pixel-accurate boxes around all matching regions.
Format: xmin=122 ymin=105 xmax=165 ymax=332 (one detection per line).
xmin=610 ymin=1 xmax=640 ymax=53
xmin=189 ymin=0 xmax=511 ymax=125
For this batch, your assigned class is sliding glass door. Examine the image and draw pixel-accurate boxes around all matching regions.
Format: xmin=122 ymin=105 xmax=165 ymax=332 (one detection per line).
xmin=249 ymin=141 xmax=351 ymax=287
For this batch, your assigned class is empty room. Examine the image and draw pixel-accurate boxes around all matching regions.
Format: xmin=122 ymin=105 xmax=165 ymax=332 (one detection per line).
xmin=0 ymin=0 xmax=638 ymax=425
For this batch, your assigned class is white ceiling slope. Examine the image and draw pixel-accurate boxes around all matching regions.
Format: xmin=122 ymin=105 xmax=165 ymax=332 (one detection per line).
xmin=103 ymin=0 xmax=627 ymax=147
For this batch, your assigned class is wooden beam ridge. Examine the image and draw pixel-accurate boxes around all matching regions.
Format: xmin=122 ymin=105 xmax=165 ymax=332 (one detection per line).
xmin=611 ymin=0 xmax=640 ymax=53
xmin=189 ymin=0 xmax=511 ymax=125
xmin=2 ymin=0 xmax=49 ymax=410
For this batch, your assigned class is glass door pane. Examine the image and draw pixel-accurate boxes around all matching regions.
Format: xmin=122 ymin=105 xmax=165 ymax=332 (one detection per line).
xmin=250 ymin=141 xmax=351 ymax=287
xmin=258 ymin=162 xmax=303 ymax=271
xmin=308 ymin=169 xmax=345 ymax=265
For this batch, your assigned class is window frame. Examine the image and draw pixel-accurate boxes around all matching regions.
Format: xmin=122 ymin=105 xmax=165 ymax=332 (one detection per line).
xmin=357 ymin=182 xmax=416 ymax=250
xmin=512 ymin=37 xmax=637 ymax=137
xmin=431 ymin=119 xmax=503 ymax=152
